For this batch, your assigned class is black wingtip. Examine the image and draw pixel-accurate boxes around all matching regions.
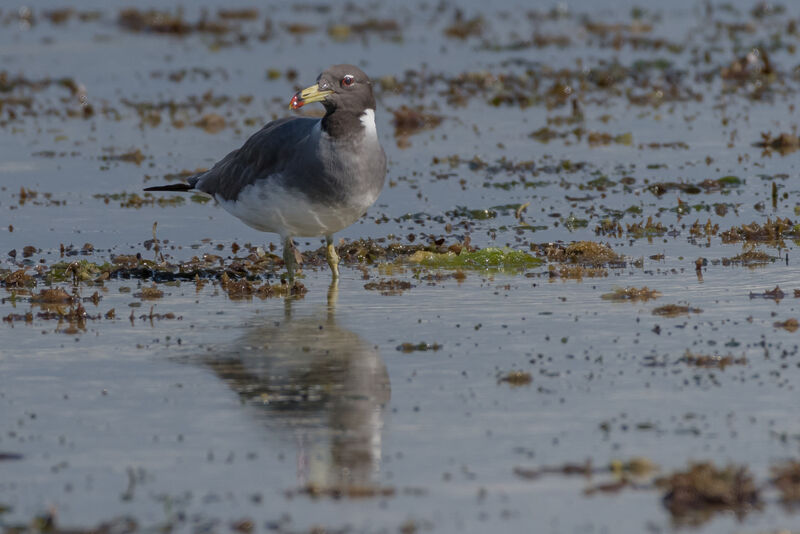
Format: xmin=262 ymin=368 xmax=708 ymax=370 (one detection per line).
xmin=143 ymin=183 xmax=193 ymax=192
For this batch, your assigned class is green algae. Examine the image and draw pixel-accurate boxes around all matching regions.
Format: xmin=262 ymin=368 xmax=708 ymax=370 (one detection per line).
xmin=408 ymin=247 xmax=543 ymax=270
xmin=47 ymin=260 xmax=109 ymax=283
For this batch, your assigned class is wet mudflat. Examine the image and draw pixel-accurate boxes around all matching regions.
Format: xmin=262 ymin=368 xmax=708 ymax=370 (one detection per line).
xmin=3 ymin=0 xmax=800 ymax=532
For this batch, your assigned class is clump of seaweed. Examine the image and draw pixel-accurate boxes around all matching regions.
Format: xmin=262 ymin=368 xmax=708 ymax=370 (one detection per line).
xmin=396 ymin=342 xmax=442 ymax=353
xmin=586 ymin=131 xmax=633 ymax=146
xmin=681 ymin=351 xmax=747 ymax=369
xmin=626 ymin=216 xmax=666 ymax=238
xmin=498 ymin=371 xmax=532 ymax=387
xmin=363 ymin=279 xmax=414 ymax=296
xmin=29 ymin=288 xmax=75 ymax=304
xmin=219 ymin=272 xmax=305 ymax=300
xmin=288 ymin=483 xmax=396 ymax=499
xmin=327 ymin=19 xmax=401 ymax=41
xmin=721 ymin=49 xmax=774 ymax=82
xmin=720 ymin=217 xmax=797 ymax=244
xmin=317 ymin=239 xmax=427 ymax=266
xmin=755 ymin=131 xmax=800 ymax=155
xmin=443 ymin=11 xmax=484 ymax=39
xmin=584 ymin=457 xmax=661 ymax=495
xmin=548 ymin=265 xmax=608 ymax=280
xmin=513 ymin=460 xmax=593 ymax=481
xmin=93 ymin=192 xmax=186 ymax=209
xmin=408 ymin=247 xmax=542 ymax=271
xmin=134 ymin=285 xmax=163 ymax=300
xmin=774 ymin=318 xmax=799 ymax=332
xmin=601 ymin=286 xmax=661 ymax=302
xmin=656 ymin=463 xmax=761 ymax=526
xmin=749 ymin=286 xmax=785 ymax=301
xmin=1 ymin=269 xmax=34 ymax=288
xmin=772 ymin=461 xmax=800 ymax=504
xmin=689 ymin=219 xmax=719 ymax=238
xmin=542 ymin=241 xmax=623 ymax=266
xmin=100 ymin=148 xmax=146 ymax=165
xmin=594 ymin=217 xmax=667 ymax=239
xmin=391 ymin=106 xmax=443 ymax=137
xmin=118 ymin=9 xmax=230 ymax=35
xmin=47 ymin=261 xmax=105 ymax=283
xmin=721 ymin=249 xmax=772 ymax=266
xmin=194 ymin=113 xmax=226 ymax=133
xmin=652 ymin=304 xmax=702 ymax=317
xmin=648 ymin=177 xmax=741 ymax=197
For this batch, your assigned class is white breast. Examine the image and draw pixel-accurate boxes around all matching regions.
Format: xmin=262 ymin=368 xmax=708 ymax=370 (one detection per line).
xmin=216 ymin=179 xmax=373 ymax=239
xmin=360 ymin=109 xmax=378 ymax=143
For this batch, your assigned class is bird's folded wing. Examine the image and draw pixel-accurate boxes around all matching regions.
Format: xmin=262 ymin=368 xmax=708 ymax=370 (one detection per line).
xmin=194 ymin=116 xmax=318 ymax=201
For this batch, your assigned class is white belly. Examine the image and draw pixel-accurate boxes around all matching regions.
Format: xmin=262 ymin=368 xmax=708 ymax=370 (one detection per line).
xmin=215 ymin=179 xmax=377 ymax=238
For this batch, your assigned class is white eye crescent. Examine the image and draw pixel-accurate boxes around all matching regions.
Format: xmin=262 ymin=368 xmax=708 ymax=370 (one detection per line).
xmin=341 ymin=75 xmax=354 ymax=87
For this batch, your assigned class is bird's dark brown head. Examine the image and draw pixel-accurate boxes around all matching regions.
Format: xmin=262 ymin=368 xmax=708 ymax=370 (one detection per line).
xmin=289 ymin=64 xmax=376 ymax=114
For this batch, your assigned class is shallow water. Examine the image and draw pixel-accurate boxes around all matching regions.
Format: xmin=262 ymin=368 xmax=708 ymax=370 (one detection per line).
xmin=3 ymin=0 xmax=800 ymax=532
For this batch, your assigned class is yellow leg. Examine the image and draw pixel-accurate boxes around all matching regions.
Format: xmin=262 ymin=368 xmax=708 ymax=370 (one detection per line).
xmin=282 ymin=236 xmax=296 ymax=282
xmin=326 ymin=235 xmax=340 ymax=279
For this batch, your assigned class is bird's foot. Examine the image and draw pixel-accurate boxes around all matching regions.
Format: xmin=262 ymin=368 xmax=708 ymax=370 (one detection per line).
xmin=325 ymin=236 xmax=340 ymax=279
xmin=282 ymin=237 xmax=297 ymax=282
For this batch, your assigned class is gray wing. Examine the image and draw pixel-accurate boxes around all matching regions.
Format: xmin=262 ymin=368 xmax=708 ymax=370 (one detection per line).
xmin=191 ymin=117 xmax=319 ymax=201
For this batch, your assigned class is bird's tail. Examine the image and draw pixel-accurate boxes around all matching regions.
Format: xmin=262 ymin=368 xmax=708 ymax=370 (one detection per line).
xmin=143 ymin=183 xmax=193 ymax=192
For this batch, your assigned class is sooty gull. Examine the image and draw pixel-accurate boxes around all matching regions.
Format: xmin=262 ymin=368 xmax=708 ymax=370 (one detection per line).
xmin=144 ymin=64 xmax=386 ymax=281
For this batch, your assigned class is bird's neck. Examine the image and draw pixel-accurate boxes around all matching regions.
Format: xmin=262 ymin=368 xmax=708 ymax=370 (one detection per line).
xmin=321 ymin=109 xmax=375 ymax=141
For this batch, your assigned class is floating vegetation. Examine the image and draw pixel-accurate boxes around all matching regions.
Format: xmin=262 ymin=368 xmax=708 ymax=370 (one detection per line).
xmin=720 ymin=218 xmax=798 ymax=244
xmin=391 ymin=106 xmax=443 ymax=137
xmin=586 ymin=131 xmax=632 ymax=146
xmin=287 ymin=483 xmax=398 ymax=499
xmin=542 ymin=241 xmax=623 ymax=266
xmin=363 ymin=279 xmax=414 ymax=296
xmin=443 ymin=12 xmax=484 ymax=39
xmin=1 ymin=269 xmax=34 ymax=288
xmin=548 ymin=265 xmax=607 ymax=280
xmin=601 ymin=286 xmax=661 ymax=302
xmin=47 ymin=261 xmax=105 ymax=283
xmin=498 ymin=371 xmax=532 ymax=387
xmin=722 ymin=249 xmax=773 ymax=266
xmin=327 ymin=18 xmax=401 ymax=41
xmin=771 ymin=461 xmax=800 ymax=503
xmin=100 ymin=148 xmax=146 ymax=165
xmin=652 ymin=304 xmax=702 ymax=317
xmin=774 ymin=318 xmax=800 ymax=332
xmin=584 ymin=457 xmax=660 ymax=495
xmin=749 ymin=285 xmax=785 ymax=301
xmin=29 ymin=288 xmax=75 ymax=304
xmin=656 ymin=463 xmax=761 ymax=526
xmin=647 ymin=176 xmax=741 ymax=196
xmin=219 ymin=272 xmax=306 ymax=300
xmin=513 ymin=460 xmax=594 ymax=481
xmin=755 ymin=131 xmax=800 ymax=155
xmin=609 ymin=457 xmax=658 ymax=478
xmin=681 ymin=351 xmax=747 ymax=369
xmin=217 ymin=8 xmax=259 ymax=20
xmin=12 ymin=188 xmax=65 ymax=207
xmin=7 ymin=242 xmax=526 ymax=292
xmin=93 ymin=192 xmax=186 ymax=209
xmin=396 ymin=342 xmax=442 ymax=353
xmin=408 ymin=248 xmax=542 ymax=271
xmin=689 ymin=219 xmax=719 ymax=238
xmin=118 ymin=9 xmax=230 ymax=35
xmin=194 ymin=113 xmax=226 ymax=133
xmin=134 ymin=285 xmax=163 ymax=300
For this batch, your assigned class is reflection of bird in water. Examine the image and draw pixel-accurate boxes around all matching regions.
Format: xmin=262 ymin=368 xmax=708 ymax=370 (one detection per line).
xmin=202 ymin=283 xmax=390 ymax=491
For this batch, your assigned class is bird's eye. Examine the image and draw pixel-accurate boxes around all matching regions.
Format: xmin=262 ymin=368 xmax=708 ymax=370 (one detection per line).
xmin=341 ymin=75 xmax=354 ymax=87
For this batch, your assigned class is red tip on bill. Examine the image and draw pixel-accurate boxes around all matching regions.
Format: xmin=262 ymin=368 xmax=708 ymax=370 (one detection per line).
xmin=289 ymin=93 xmax=304 ymax=110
